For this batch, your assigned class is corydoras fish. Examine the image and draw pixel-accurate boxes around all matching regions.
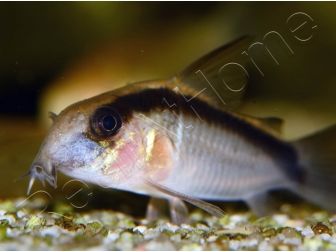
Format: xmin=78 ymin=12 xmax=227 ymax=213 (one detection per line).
xmin=27 ymin=37 xmax=336 ymax=223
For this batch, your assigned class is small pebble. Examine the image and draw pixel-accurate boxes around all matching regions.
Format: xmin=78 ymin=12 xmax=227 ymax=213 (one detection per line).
xmin=133 ymin=225 xmax=147 ymax=234
xmin=301 ymin=226 xmax=314 ymax=238
xmin=273 ymin=214 xmax=288 ymax=225
xmin=207 ymin=235 xmax=217 ymax=242
xmin=170 ymin=234 xmax=181 ymax=242
xmin=159 ymin=222 xmax=179 ymax=233
xmin=16 ymin=210 xmax=26 ymax=219
xmin=180 ymin=243 xmax=202 ymax=251
xmin=40 ymin=226 xmax=62 ymax=238
xmin=104 ymin=231 xmax=119 ymax=243
xmin=181 ymin=224 xmax=193 ymax=231
xmin=258 ymin=240 xmax=274 ymax=250
xmin=304 ymin=236 xmax=324 ymax=250
xmin=25 ymin=215 xmax=46 ymax=229
xmin=195 ymin=223 xmax=209 ymax=231
xmin=0 ymin=214 xmax=16 ymax=225
xmin=144 ymin=228 xmax=160 ymax=240
xmin=320 ymin=233 xmax=331 ymax=241
xmin=312 ymin=222 xmax=332 ymax=235
xmin=143 ymin=237 xmax=176 ymax=250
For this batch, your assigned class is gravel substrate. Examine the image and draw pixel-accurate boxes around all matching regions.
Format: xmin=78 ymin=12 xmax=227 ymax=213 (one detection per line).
xmin=0 ymin=197 xmax=335 ymax=250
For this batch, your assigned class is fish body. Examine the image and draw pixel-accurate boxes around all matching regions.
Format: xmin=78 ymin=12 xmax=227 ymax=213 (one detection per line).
xmin=28 ymin=37 xmax=336 ymax=222
xmin=99 ymin=86 xmax=299 ymax=200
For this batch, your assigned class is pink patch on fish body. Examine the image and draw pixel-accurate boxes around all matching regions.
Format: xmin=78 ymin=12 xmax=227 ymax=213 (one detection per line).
xmin=145 ymin=133 xmax=174 ymax=181
xmin=112 ymin=140 xmax=140 ymax=170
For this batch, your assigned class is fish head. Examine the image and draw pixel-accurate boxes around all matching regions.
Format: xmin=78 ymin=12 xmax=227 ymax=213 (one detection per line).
xmin=28 ymin=86 xmax=155 ymax=194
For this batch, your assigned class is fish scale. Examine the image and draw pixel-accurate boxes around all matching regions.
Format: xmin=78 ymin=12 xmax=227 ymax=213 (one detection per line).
xmin=159 ymin=112 xmax=288 ymax=200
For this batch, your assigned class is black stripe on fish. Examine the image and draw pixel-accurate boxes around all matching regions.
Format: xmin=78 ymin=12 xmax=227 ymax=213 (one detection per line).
xmin=95 ymin=87 xmax=304 ymax=182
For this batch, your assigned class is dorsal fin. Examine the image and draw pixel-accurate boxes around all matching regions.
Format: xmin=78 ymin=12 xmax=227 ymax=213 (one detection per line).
xmin=177 ymin=36 xmax=254 ymax=111
xmin=260 ymin=117 xmax=284 ymax=134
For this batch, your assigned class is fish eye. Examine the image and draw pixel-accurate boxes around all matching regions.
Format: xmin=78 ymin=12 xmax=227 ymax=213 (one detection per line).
xmin=101 ymin=115 xmax=117 ymax=131
xmin=91 ymin=107 xmax=122 ymax=137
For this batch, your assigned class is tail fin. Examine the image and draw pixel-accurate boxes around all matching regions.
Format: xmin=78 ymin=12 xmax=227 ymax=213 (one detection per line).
xmin=292 ymin=125 xmax=336 ymax=211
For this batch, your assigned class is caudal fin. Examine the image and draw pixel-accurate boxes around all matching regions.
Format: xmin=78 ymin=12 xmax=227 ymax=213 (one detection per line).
xmin=292 ymin=125 xmax=336 ymax=211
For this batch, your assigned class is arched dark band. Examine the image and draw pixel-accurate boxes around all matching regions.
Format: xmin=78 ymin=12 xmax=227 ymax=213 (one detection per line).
xmin=100 ymin=87 xmax=303 ymax=182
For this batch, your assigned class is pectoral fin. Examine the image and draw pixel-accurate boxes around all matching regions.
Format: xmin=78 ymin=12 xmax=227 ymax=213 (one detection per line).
xmin=145 ymin=179 xmax=224 ymax=218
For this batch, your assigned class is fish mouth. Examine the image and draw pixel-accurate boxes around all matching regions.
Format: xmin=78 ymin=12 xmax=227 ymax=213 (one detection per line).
xmin=27 ymin=162 xmax=57 ymax=195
